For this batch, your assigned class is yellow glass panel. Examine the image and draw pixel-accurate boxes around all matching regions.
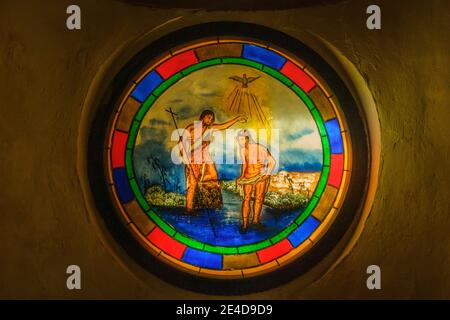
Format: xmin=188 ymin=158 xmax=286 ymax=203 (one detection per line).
xmin=309 ymin=87 xmax=336 ymax=121
xmin=312 ymin=185 xmax=338 ymax=221
xmin=124 ymin=199 xmax=155 ymax=235
xmin=223 ymin=252 xmax=260 ymax=270
xmin=116 ymin=97 xmax=141 ymax=132
xmin=195 ymin=43 xmax=242 ymax=61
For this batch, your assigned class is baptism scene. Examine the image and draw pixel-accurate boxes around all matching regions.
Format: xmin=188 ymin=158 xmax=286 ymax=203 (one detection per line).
xmin=133 ymin=64 xmax=323 ymax=246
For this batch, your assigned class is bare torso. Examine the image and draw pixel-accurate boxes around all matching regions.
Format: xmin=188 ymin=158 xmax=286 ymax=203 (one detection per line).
xmin=242 ymin=144 xmax=270 ymax=178
xmin=183 ymin=123 xmax=213 ymax=163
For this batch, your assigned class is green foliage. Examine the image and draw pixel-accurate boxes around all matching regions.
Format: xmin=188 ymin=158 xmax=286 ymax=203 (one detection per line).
xmin=145 ymin=182 xmax=308 ymax=210
xmin=221 ymin=180 xmax=308 ymax=210
xmin=263 ymin=191 xmax=308 ymax=210
xmin=221 ymin=180 xmax=238 ymax=192
xmin=145 ymin=185 xmax=186 ymax=208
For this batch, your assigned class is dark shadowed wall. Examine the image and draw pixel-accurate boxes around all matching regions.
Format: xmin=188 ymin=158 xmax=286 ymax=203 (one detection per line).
xmin=0 ymin=0 xmax=449 ymax=299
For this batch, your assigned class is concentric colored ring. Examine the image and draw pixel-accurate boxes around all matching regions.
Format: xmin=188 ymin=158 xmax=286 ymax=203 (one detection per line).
xmin=106 ymin=38 xmax=352 ymax=278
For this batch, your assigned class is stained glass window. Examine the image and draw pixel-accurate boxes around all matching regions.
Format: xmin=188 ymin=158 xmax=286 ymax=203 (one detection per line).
xmin=91 ymin=23 xmax=368 ymax=293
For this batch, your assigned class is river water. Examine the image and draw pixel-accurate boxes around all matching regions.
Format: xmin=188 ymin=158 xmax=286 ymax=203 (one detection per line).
xmin=157 ymin=190 xmax=301 ymax=246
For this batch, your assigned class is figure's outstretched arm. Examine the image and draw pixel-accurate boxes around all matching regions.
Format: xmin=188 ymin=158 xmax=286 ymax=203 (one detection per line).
xmin=212 ymin=115 xmax=247 ymax=131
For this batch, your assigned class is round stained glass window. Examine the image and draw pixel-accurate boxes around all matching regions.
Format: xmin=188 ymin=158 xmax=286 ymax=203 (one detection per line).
xmin=89 ymin=23 xmax=369 ymax=293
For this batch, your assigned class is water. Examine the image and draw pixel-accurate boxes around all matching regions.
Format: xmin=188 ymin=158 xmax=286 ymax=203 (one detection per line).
xmin=157 ymin=190 xmax=301 ymax=247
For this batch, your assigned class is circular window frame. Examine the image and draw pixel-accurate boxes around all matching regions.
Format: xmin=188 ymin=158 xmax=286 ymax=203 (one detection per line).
xmin=88 ymin=22 xmax=370 ymax=295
